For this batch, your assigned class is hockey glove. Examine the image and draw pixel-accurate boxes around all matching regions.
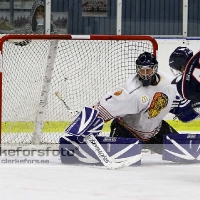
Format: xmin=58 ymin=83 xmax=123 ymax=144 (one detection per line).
xmin=65 ymin=107 xmax=104 ymax=138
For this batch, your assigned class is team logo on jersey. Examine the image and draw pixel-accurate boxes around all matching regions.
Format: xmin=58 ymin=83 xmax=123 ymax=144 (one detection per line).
xmin=114 ymin=90 xmax=122 ymax=96
xmin=148 ymin=92 xmax=168 ymax=119
xmin=141 ymin=95 xmax=149 ymax=103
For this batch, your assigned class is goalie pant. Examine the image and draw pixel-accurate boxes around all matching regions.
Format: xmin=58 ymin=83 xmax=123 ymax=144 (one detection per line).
xmin=109 ymin=119 xmax=179 ymax=155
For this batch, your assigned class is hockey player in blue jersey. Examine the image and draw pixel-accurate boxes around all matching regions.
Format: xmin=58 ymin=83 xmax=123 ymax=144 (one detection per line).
xmin=169 ymin=46 xmax=200 ymax=122
xmin=170 ymin=46 xmax=200 ymax=101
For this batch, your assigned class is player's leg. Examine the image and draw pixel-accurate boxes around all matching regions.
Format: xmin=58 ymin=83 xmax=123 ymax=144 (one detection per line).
xmin=110 ymin=119 xmax=164 ymax=154
xmin=143 ymin=120 xmax=179 ymax=154
xmin=110 ymin=118 xmax=135 ymax=138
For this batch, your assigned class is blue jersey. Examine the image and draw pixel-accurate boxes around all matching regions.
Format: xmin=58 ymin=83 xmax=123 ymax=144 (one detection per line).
xmin=177 ymin=51 xmax=200 ymax=101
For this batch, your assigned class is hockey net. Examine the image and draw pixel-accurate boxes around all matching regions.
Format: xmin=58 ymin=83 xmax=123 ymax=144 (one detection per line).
xmin=0 ymin=34 xmax=158 ymax=145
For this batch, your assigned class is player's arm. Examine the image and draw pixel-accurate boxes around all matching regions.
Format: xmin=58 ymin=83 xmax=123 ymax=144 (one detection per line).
xmin=179 ymin=51 xmax=200 ymax=100
xmin=175 ymin=75 xmax=200 ymax=101
xmin=170 ymin=95 xmax=199 ymax=122
xmin=95 ymin=87 xmax=146 ymax=122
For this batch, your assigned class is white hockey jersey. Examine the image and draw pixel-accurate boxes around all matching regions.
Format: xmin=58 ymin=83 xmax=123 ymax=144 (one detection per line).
xmin=97 ymin=71 xmax=177 ymax=140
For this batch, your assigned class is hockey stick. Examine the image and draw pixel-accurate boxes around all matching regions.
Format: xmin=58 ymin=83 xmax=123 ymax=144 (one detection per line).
xmin=55 ymin=91 xmax=142 ymax=169
xmin=55 ymin=91 xmax=79 ymax=116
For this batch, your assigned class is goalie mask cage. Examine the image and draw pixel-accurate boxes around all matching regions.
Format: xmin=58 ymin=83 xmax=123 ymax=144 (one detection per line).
xmin=0 ymin=34 xmax=158 ymax=145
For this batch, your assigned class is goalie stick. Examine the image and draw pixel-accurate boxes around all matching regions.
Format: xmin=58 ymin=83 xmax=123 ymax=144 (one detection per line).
xmin=55 ymin=91 xmax=79 ymax=116
xmin=55 ymin=91 xmax=142 ymax=169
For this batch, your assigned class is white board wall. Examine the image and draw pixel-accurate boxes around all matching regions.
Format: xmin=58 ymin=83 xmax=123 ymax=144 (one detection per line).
xmin=156 ymin=39 xmax=200 ymax=74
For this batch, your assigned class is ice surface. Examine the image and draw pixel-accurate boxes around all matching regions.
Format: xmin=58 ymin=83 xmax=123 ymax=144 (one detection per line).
xmin=0 ymin=152 xmax=199 ymax=200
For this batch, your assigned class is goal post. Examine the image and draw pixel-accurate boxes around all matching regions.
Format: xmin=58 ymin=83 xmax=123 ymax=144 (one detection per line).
xmin=0 ymin=34 xmax=158 ymax=145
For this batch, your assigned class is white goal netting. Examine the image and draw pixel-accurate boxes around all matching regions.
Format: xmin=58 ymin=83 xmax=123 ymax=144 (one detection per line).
xmin=0 ymin=34 xmax=157 ymax=144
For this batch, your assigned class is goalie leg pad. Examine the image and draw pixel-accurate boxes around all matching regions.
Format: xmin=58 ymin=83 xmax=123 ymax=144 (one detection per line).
xmin=163 ymin=134 xmax=200 ymax=162
xmin=59 ymin=136 xmax=142 ymax=166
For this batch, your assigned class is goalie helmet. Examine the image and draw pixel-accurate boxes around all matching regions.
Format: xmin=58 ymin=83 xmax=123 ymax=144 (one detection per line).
xmin=136 ymin=52 xmax=158 ymax=86
xmin=169 ymin=47 xmax=193 ymax=76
